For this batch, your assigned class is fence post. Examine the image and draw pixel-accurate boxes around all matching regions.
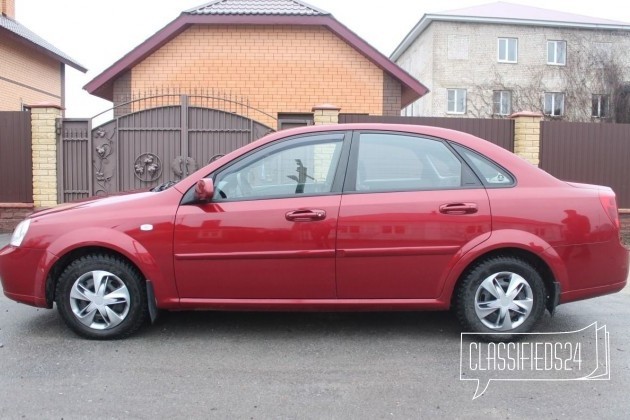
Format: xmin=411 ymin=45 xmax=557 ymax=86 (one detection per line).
xmin=29 ymin=103 xmax=63 ymax=208
xmin=510 ymin=111 xmax=543 ymax=165
xmin=312 ymin=104 xmax=341 ymax=125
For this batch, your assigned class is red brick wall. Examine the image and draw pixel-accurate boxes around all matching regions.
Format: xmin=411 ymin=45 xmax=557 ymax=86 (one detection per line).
xmin=0 ymin=204 xmax=34 ymax=232
xmin=114 ymin=24 xmax=402 ymax=128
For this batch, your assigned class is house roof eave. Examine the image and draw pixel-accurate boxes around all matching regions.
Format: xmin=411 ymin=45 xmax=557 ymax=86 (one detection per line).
xmin=322 ymin=17 xmax=428 ymax=105
xmin=84 ymin=13 xmax=428 ymax=106
xmin=83 ymin=13 xmax=192 ymax=99
xmin=390 ymin=14 xmax=431 ymax=62
xmin=390 ymin=14 xmax=630 ymax=61
xmin=0 ymin=17 xmax=87 ymax=73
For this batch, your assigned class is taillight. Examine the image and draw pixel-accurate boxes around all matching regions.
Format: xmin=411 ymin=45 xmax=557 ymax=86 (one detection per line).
xmin=599 ymin=193 xmax=620 ymax=230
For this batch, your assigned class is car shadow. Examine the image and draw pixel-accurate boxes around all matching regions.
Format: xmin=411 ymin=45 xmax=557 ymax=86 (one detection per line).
xmin=19 ymin=307 xmax=566 ymax=342
xmin=145 ymin=310 xmax=515 ymax=342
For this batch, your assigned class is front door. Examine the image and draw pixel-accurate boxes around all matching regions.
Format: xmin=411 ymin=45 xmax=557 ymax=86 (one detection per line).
xmin=173 ymin=132 xmax=349 ymax=299
xmin=336 ymin=131 xmax=492 ymax=299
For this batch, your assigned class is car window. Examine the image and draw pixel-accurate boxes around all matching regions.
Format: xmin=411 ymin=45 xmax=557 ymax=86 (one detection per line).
xmin=451 ymin=144 xmax=514 ymax=186
xmin=214 ymin=138 xmax=343 ymax=200
xmin=354 ymin=133 xmax=463 ymax=192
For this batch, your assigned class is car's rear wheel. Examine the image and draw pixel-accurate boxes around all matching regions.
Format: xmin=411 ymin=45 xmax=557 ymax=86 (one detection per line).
xmin=455 ymin=256 xmax=546 ymax=340
xmin=55 ymin=254 xmax=148 ymax=339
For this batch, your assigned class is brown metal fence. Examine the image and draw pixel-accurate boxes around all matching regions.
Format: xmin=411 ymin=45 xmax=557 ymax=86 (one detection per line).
xmin=0 ymin=111 xmax=32 ymax=202
xmin=338 ymin=114 xmax=514 ymax=151
xmin=59 ymin=119 xmax=92 ymax=203
xmin=540 ymin=121 xmax=630 ymax=208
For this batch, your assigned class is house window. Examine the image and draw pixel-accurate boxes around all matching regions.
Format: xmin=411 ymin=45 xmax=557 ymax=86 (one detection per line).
xmin=403 ymin=100 xmax=421 ymax=117
xmin=547 ymin=40 xmax=566 ymax=65
xmin=493 ymin=91 xmax=512 ymax=115
xmin=278 ymin=113 xmax=314 ymax=130
xmin=544 ymin=92 xmax=564 ymax=116
xmin=447 ymin=89 xmax=466 ymax=114
xmin=592 ymin=94 xmax=610 ymax=118
xmin=498 ymin=38 xmax=518 ymax=63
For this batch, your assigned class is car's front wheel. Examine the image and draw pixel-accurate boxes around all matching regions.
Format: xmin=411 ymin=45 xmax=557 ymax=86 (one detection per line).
xmin=455 ymin=255 xmax=546 ymax=340
xmin=55 ymin=254 xmax=148 ymax=339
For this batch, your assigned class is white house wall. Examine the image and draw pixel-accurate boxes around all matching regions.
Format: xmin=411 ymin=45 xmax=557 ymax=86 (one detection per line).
xmin=396 ymin=21 xmax=630 ymax=120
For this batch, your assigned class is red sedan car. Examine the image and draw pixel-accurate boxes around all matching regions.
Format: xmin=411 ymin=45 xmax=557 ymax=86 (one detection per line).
xmin=1 ymin=124 xmax=627 ymax=339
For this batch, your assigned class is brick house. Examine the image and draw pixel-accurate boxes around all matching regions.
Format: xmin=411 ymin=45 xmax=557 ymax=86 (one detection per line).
xmin=1 ymin=0 xmax=86 ymax=231
xmin=0 ymin=0 xmax=86 ymax=111
xmin=84 ymin=0 xmax=428 ymax=129
xmin=391 ymin=2 xmax=630 ymax=122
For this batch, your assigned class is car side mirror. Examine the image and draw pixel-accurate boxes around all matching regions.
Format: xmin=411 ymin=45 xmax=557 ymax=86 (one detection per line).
xmin=194 ymin=179 xmax=214 ymax=202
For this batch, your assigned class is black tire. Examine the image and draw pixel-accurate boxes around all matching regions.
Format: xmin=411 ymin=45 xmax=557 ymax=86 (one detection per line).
xmin=55 ymin=254 xmax=148 ymax=339
xmin=455 ymin=255 xmax=546 ymax=341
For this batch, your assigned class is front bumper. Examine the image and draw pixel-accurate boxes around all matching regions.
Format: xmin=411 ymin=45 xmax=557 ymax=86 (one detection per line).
xmin=0 ymin=245 xmax=56 ymax=308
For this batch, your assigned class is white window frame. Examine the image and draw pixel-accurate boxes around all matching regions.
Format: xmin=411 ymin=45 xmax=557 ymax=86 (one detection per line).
xmin=547 ymin=40 xmax=567 ymax=65
xmin=498 ymin=38 xmax=518 ymax=63
xmin=544 ymin=92 xmax=565 ymax=117
xmin=493 ymin=91 xmax=512 ymax=116
xmin=447 ymin=89 xmax=466 ymax=114
xmin=592 ymin=94 xmax=610 ymax=118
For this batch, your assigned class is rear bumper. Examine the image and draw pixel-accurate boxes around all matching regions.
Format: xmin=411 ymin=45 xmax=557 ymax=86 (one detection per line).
xmin=0 ymin=245 xmax=55 ymax=308
xmin=560 ymin=280 xmax=627 ymax=304
xmin=554 ymin=236 xmax=628 ymax=304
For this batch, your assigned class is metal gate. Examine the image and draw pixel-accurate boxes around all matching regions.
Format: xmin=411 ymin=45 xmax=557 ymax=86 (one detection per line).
xmin=59 ymin=94 xmax=275 ymax=202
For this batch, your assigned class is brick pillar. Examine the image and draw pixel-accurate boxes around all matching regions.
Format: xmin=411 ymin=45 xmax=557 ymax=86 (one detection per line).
xmin=312 ymin=104 xmax=340 ymax=125
xmin=1 ymin=0 xmax=15 ymax=18
xmin=29 ymin=103 xmax=63 ymax=208
xmin=510 ymin=111 xmax=543 ymax=166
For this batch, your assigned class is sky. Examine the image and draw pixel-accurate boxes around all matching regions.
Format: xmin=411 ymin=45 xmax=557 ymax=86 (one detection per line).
xmin=14 ymin=0 xmax=630 ymax=118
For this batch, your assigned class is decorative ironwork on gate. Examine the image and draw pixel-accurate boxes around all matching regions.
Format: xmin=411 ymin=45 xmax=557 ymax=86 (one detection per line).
xmin=58 ymin=92 xmax=276 ymax=203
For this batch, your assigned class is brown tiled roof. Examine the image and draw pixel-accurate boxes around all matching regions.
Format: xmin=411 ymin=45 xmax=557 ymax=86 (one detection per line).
xmin=186 ymin=0 xmax=329 ymax=16
xmin=0 ymin=15 xmax=86 ymax=72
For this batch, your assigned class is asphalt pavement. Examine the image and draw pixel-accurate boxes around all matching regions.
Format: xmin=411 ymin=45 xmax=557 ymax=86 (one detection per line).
xmin=1 ymin=233 xmax=629 ymax=419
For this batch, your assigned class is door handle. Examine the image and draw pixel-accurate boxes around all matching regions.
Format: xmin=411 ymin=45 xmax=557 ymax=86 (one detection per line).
xmin=285 ymin=209 xmax=327 ymax=222
xmin=439 ymin=203 xmax=478 ymax=215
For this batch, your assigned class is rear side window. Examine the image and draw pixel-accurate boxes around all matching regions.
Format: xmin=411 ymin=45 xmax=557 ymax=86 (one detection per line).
xmin=352 ymin=133 xmax=470 ymax=192
xmin=452 ymin=144 xmax=515 ymax=186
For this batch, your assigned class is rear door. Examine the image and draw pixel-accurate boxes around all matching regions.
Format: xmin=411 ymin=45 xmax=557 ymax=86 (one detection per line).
xmin=336 ymin=131 xmax=492 ymax=299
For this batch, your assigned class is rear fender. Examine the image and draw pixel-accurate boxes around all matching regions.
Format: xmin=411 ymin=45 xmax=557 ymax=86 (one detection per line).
xmin=439 ymin=229 xmax=568 ymax=304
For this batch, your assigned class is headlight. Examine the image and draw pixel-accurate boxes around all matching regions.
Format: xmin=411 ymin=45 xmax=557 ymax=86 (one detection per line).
xmin=10 ymin=219 xmax=31 ymax=247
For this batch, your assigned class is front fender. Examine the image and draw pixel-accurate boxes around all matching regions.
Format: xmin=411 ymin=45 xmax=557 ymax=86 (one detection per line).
xmin=44 ymin=227 xmax=179 ymax=309
xmin=438 ymin=229 xmax=568 ymax=303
